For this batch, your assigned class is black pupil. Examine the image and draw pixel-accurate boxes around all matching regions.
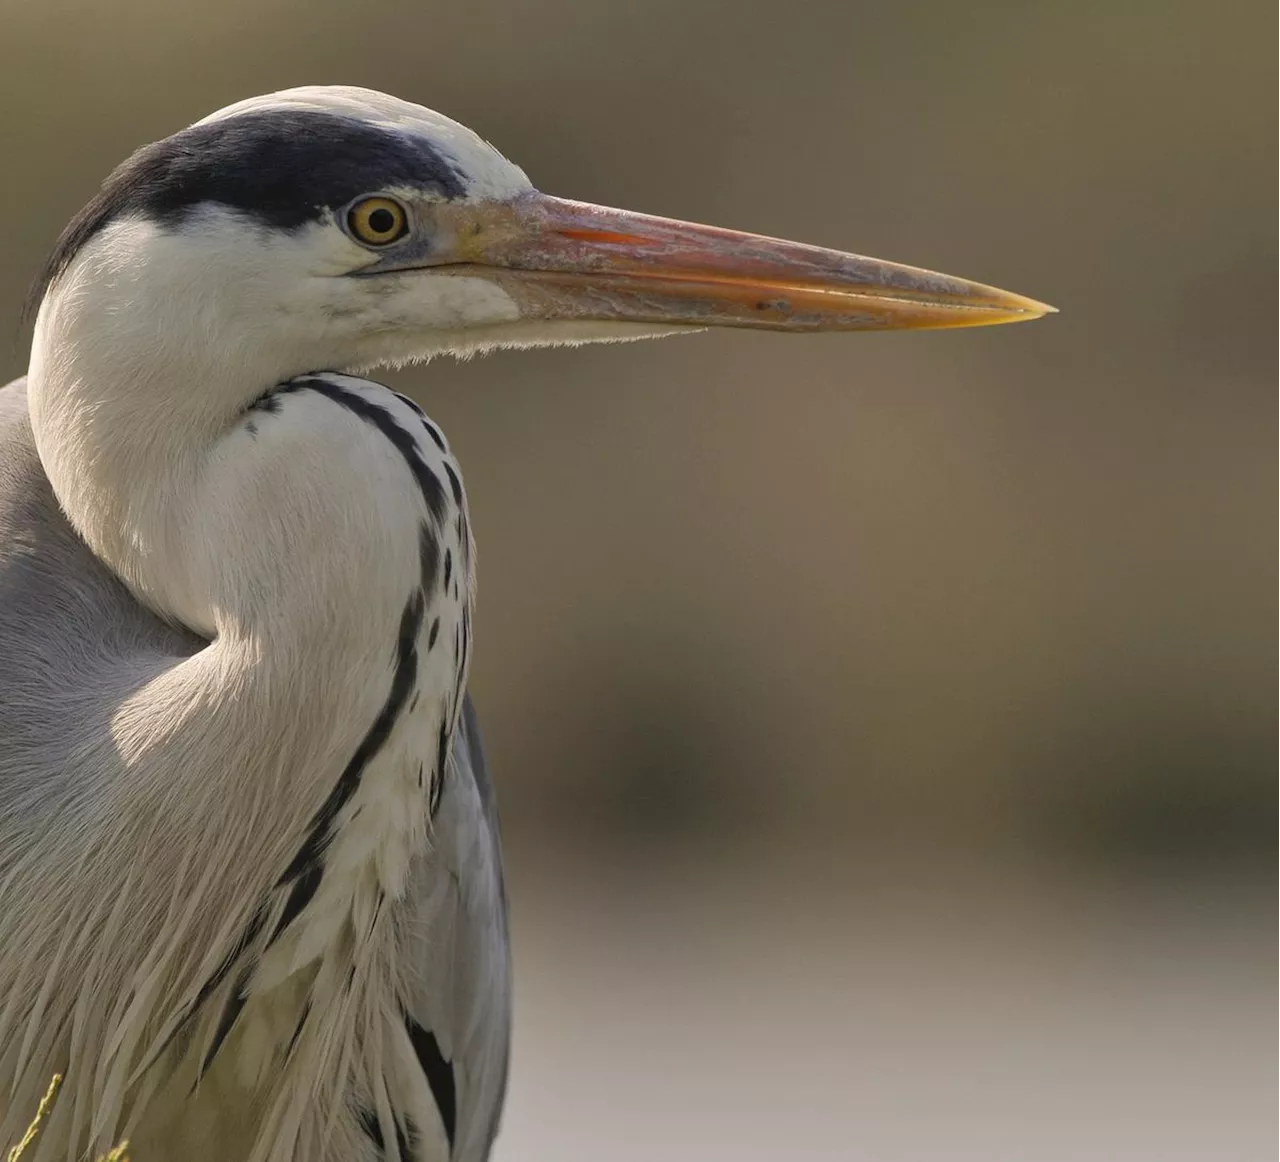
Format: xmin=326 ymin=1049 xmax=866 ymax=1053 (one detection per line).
xmin=367 ymin=207 xmax=396 ymax=236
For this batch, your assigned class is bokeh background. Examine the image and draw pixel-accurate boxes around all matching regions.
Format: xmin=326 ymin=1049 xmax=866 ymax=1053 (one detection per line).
xmin=2 ymin=1 xmax=1275 ymax=1158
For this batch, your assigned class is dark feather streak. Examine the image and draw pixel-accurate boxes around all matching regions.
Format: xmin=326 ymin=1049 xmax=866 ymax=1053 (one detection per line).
xmin=418 ymin=522 xmax=440 ymax=595
xmin=443 ymin=462 xmax=463 ymax=507
xmin=406 ymin=1015 xmax=456 ymax=1149
xmin=270 ymin=861 xmax=323 ymax=943
xmin=358 ymin=1106 xmax=385 ymax=1152
xmin=430 ymin=720 xmax=449 ymax=817
xmin=285 ymin=999 xmax=311 ymax=1062
xmin=198 ymin=962 xmax=254 ymax=1080
xmin=275 ymin=589 xmax=424 ymax=891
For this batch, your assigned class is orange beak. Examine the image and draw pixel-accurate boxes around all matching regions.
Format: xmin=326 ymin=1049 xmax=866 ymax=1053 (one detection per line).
xmin=420 ymin=191 xmax=1054 ymax=332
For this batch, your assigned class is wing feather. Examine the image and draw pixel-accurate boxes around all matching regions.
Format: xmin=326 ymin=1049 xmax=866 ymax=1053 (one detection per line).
xmin=393 ymin=696 xmax=510 ymax=1161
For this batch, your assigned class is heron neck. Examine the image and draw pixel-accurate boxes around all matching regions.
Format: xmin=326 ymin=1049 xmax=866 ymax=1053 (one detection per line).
xmin=26 ymin=281 xmax=311 ymax=631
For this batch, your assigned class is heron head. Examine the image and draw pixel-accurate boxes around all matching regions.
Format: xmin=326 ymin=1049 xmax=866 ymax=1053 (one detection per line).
xmin=31 ymin=86 xmax=1052 ymax=394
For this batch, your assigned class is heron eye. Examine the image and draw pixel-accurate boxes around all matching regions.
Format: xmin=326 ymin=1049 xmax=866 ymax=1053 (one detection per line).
xmin=347 ymin=197 xmax=409 ymax=246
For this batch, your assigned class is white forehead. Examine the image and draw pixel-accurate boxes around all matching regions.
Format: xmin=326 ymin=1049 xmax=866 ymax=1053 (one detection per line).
xmin=196 ymin=86 xmax=532 ymax=201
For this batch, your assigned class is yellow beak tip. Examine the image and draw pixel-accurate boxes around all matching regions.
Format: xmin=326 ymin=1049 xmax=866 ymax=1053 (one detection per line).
xmin=1018 ymin=296 xmax=1058 ymax=318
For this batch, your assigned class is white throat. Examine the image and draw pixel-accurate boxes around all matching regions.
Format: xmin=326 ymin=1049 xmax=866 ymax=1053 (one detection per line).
xmin=27 ymin=218 xmax=347 ymax=628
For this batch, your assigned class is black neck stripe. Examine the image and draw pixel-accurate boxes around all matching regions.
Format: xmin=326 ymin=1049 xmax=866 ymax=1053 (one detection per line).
xmin=277 ymin=587 xmax=426 ymax=892
xmin=292 ymin=376 xmax=448 ymax=524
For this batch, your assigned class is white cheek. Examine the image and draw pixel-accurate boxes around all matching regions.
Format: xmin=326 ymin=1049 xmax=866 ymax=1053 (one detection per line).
xmin=376 ymin=274 xmax=522 ymax=330
xmin=334 ymin=274 xmax=526 ymax=369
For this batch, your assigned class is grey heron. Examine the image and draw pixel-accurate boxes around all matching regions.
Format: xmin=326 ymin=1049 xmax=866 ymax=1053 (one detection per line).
xmin=0 ymin=87 xmax=1051 ymax=1162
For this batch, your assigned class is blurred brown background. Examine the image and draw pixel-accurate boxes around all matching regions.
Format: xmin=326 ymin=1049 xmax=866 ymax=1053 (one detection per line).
xmin=2 ymin=1 xmax=1275 ymax=1158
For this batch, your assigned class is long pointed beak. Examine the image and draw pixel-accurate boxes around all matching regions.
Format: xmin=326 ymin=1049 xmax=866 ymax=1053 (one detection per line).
xmin=421 ymin=191 xmax=1054 ymax=331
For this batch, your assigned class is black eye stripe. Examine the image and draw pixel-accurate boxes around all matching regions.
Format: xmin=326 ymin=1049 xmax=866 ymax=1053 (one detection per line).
xmin=29 ymin=107 xmax=468 ymax=314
